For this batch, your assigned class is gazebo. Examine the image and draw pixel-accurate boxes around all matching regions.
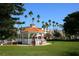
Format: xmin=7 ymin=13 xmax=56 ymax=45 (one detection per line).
xmin=22 ymin=24 xmax=46 ymax=45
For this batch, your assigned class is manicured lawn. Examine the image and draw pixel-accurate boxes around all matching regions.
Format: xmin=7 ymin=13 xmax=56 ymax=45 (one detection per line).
xmin=0 ymin=41 xmax=79 ymax=56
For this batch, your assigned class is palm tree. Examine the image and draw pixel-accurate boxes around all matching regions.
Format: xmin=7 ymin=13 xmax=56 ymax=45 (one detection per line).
xmin=42 ymin=21 xmax=44 ymax=25
xmin=37 ymin=20 xmax=40 ymax=23
xmin=56 ymin=22 xmax=59 ymax=30
xmin=52 ymin=21 xmax=55 ymax=30
xmin=29 ymin=11 xmax=33 ymax=17
xmin=24 ymin=15 xmax=28 ymax=27
xmin=37 ymin=14 xmax=40 ymax=23
xmin=41 ymin=21 xmax=45 ymax=29
xmin=48 ymin=19 xmax=51 ymax=25
xmin=42 ymin=24 xmax=46 ymax=29
xmin=37 ymin=14 xmax=40 ymax=20
xmin=48 ymin=19 xmax=51 ymax=29
xmin=56 ymin=22 xmax=58 ymax=26
xmin=24 ymin=15 xmax=28 ymax=18
xmin=29 ymin=11 xmax=33 ymax=25
xmin=32 ymin=17 xmax=35 ymax=24
xmin=45 ymin=22 xmax=49 ymax=31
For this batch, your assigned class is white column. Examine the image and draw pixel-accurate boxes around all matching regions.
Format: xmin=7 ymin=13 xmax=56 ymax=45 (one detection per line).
xmin=28 ymin=32 xmax=31 ymax=44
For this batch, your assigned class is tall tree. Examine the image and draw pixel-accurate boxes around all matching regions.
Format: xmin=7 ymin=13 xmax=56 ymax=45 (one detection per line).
xmin=63 ymin=11 xmax=79 ymax=39
xmin=56 ymin=22 xmax=59 ymax=30
xmin=52 ymin=21 xmax=55 ymax=30
xmin=53 ymin=30 xmax=61 ymax=38
xmin=45 ymin=22 xmax=49 ymax=30
xmin=24 ymin=15 xmax=28 ymax=18
xmin=37 ymin=14 xmax=40 ymax=23
xmin=16 ymin=21 xmax=25 ymax=25
xmin=42 ymin=21 xmax=44 ymax=25
xmin=41 ymin=21 xmax=45 ymax=29
xmin=28 ymin=11 xmax=33 ymax=24
xmin=56 ymin=22 xmax=58 ymax=26
xmin=32 ymin=17 xmax=35 ymax=24
xmin=48 ymin=19 xmax=51 ymax=25
xmin=0 ymin=3 xmax=25 ymax=40
xmin=37 ymin=20 xmax=40 ymax=23
xmin=29 ymin=11 xmax=33 ymax=17
xmin=42 ymin=24 xmax=46 ymax=29
xmin=48 ymin=19 xmax=51 ymax=29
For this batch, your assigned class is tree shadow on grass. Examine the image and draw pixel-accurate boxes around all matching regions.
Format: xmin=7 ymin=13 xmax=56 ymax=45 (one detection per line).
xmin=64 ymin=50 xmax=79 ymax=56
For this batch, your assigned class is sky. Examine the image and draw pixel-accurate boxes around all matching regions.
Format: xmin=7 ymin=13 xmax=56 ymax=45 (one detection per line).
xmin=16 ymin=3 xmax=79 ymax=30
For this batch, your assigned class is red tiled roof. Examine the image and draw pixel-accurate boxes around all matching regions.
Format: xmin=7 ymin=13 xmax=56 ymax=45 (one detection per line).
xmin=24 ymin=26 xmax=44 ymax=32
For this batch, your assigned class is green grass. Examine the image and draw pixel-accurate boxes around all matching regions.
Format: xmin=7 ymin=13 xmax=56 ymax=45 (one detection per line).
xmin=0 ymin=41 xmax=79 ymax=56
